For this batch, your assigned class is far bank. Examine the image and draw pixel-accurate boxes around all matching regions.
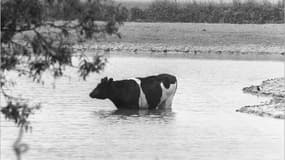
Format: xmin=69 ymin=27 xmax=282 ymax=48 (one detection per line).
xmin=75 ymin=22 xmax=285 ymax=61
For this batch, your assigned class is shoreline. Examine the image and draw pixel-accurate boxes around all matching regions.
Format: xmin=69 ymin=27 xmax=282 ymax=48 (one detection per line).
xmin=75 ymin=42 xmax=285 ymax=61
xmin=237 ymin=78 xmax=285 ymax=119
xmin=73 ymin=23 xmax=285 ymax=61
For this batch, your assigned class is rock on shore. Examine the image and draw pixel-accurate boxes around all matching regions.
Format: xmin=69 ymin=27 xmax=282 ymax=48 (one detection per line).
xmin=237 ymin=78 xmax=285 ymax=119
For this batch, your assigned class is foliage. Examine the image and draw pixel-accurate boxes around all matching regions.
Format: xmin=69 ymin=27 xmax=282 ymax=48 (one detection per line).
xmin=146 ymin=0 xmax=179 ymax=22
xmin=1 ymin=0 xmax=125 ymax=129
xmin=46 ymin=0 xmax=129 ymax=22
xmin=1 ymin=1 xmax=126 ymax=159
xmin=129 ymin=7 xmax=146 ymax=21
xmin=128 ymin=0 xmax=284 ymax=24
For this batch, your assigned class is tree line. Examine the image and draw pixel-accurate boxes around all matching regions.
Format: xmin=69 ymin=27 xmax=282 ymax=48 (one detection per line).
xmin=45 ymin=0 xmax=129 ymax=21
xmin=128 ymin=0 xmax=284 ymax=24
xmin=44 ymin=0 xmax=284 ymax=24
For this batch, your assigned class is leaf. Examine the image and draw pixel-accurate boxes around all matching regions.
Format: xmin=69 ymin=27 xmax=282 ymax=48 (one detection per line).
xmin=116 ymin=32 xmax=122 ymax=39
xmin=61 ymin=28 xmax=69 ymax=37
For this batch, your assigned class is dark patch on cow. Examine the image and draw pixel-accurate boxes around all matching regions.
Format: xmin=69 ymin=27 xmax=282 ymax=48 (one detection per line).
xmin=90 ymin=77 xmax=140 ymax=109
xmin=157 ymin=74 xmax=177 ymax=89
xmin=139 ymin=77 xmax=162 ymax=109
xmin=109 ymin=80 xmax=140 ymax=109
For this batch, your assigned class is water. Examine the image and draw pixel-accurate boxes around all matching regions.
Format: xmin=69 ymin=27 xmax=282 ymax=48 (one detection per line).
xmin=1 ymin=56 xmax=284 ymax=160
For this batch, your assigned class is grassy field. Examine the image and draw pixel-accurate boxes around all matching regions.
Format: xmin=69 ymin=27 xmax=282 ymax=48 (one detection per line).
xmin=108 ymin=22 xmax=285 ymax=47
xmin=84 ymin=22 xmax=285 ymax=60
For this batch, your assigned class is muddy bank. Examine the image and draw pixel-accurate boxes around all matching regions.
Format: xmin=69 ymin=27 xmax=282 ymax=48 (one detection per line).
xmin=237 ymin=78 xmax=285 ymax=119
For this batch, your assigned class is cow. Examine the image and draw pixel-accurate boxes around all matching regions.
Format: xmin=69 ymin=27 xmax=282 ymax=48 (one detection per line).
xmin=89 ymin=74 xmax=177 ymax=110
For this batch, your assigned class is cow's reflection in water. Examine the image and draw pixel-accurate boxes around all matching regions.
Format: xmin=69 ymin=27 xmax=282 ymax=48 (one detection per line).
xmin=112 ymin=108 xmax=173 ymax=117
xmin=94 ymin=108 xmax=175 ymax=122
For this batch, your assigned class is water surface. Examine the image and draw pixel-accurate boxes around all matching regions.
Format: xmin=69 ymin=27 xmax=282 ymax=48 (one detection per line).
xmin=1 ymin=56 xmax=284 ymax=160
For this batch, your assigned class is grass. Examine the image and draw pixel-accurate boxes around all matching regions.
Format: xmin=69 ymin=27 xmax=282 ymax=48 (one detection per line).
xmin=107 ymin=22 xmax=285 ymax=47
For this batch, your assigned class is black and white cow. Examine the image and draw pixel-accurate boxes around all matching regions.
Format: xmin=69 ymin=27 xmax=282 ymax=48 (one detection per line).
xmin=89 ymin=74 xmax=177 ymax=109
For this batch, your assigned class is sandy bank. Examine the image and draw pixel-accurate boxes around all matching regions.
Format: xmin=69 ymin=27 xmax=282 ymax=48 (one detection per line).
xmin=237 ymin=78 xmax=285 ymax=119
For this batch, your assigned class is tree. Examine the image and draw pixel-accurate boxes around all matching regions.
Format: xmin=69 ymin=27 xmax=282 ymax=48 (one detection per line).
xmin=130 ymin=7 xmax=145 ymax=21
xmin=1 ymin=0 xmax=126 ymax=159
xmin=146 ymin=0 xmax=179 ymax=22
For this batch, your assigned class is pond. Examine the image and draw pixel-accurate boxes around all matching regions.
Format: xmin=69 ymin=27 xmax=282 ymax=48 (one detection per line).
xmin=1 ymin=56 xmax=284 ymax=160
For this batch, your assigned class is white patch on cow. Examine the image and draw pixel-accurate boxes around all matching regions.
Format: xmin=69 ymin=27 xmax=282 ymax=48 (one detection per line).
xmin=158 ymin=82 xmax=177 ymax=109
xmin=130 ymin=78 xmax=149 ymax=109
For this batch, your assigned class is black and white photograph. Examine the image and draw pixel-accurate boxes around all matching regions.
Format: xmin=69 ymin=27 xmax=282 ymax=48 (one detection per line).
xmin=1 ymin=0 xmax=284 ymax=159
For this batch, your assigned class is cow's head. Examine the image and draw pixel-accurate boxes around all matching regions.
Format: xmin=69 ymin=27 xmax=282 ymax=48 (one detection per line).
xmin=89 ymin=77 xmax=113 ymax=99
